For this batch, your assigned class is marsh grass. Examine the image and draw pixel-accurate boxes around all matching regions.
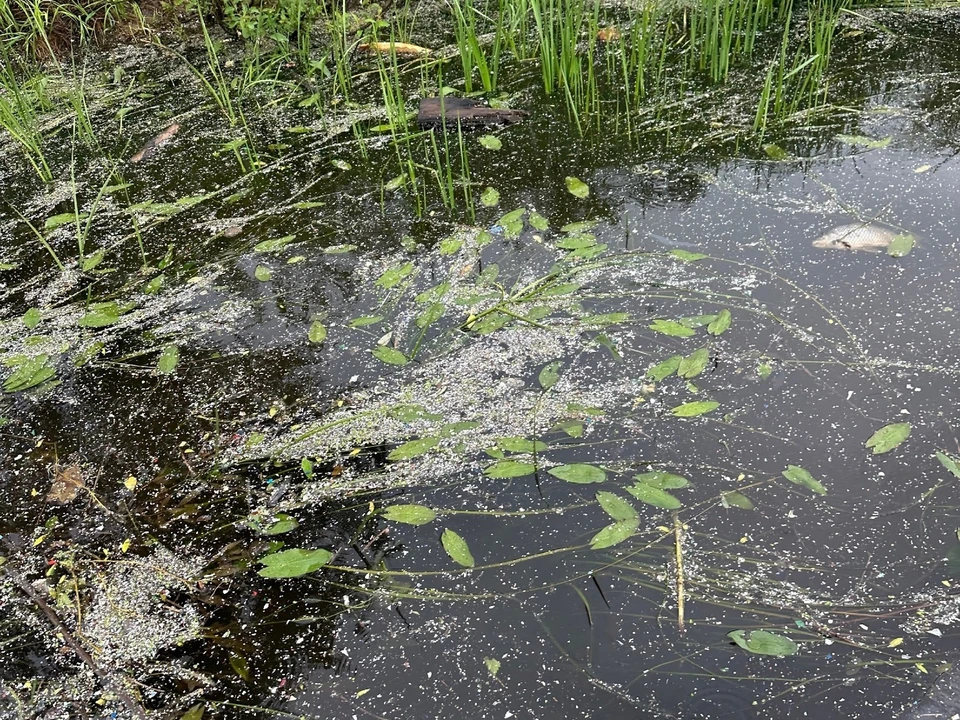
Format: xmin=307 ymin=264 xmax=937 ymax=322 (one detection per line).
xmin=0 ymin=58 xmax=53 ymax=182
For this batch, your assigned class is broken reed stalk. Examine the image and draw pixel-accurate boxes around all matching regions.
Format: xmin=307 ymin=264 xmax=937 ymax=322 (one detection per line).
xmin=673 ymin=511 xmax=685 ymax=636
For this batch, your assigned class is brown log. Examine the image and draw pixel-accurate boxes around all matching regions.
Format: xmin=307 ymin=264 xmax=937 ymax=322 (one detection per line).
xmin=417 ymin=97 xmax=527 ymax=129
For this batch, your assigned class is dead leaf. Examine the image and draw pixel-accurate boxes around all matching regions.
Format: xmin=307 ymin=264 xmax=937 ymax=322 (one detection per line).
xmin=47 ymin=464 xmax=84 ymax=504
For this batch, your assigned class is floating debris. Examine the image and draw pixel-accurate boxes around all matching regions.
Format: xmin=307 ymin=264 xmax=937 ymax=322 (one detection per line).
xmin=129 ymin=123 xmax=180 ymax=163
xmin=418 ymin=97 xmax=528 ymax=129
xmin=358 ymin=41 xmax=431 ymax=57
xmin=812 ymin=222 xmax=912 ymax=252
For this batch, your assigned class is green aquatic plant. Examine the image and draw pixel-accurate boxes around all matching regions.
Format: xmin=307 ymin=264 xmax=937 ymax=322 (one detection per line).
xmin=0 ymin=55 xmax=53 ymax=182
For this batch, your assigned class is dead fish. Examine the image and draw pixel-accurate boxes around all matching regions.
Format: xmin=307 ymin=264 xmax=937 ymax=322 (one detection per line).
xmin=358 ymin=41 xmax=431 ymax=57
xmin=812 ymin=223 xmax=910 ymax=252
xmin=130 ymin=123 xmax=180 ymax=164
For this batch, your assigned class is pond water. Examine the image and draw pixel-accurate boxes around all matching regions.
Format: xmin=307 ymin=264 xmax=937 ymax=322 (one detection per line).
xmin=3 ymin=7 xmax=960 ymax=720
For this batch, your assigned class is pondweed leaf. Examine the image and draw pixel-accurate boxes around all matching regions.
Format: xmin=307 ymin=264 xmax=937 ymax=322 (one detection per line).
xmin=441 ymin=528 xmax=475 ymax=567
xmin=254 ymin=265 xmax=272 ymax=281
xmin=480 ymin=187 xmax=500 ymax=207
xmin=376 ymin=262 xmax=414 ymax=289
xmin=528 ymin=211 xmax=549 ymax=231
xmin=372 ymin=346 xmax=408 ymax=365
xmin=555 ymin=419 xmax=585 ymax=437
xmin=590 ymin=518 xmax=639 ymax=549
xmin=383 ymin=504 xmax=437 ymax=525
xmin=708 ymin=309 xmax=732 ymax=335
xmin=678 ymin=348 xmax=710 ymax=379
xmin=582 ymin=312 xmax=629 ymax=326
xmin=498 ymin=207 xmax=526 ymax=225
xmin=78 ymin=301 xmax=129 ymax=328
xmin=596 ymin=491 xmax=638 ymax=522
xmin=627 ymin=481 xmax=681 ymax=509
xmin=647 ymin=355 xmax=682 ymax=381
xmin=478 ymin=135 xmax=502 ymax=150
xmin=262 ymin=514 xmax=299 ymax=535
xmin=634 ymin=471 xmax=689 ymax=489
xmin=782 ymin=465 xmax=826 ymax=495
xmin=887 ymin=234 xmax=915 ymax=258
xmin=254 ymin=235 xmax=296 ymax=253
xmin=484 ymin=657 xmax=501 ymax=676
xmin=763 ymin=143 xmax=788 ymax=160
xmin=727 ymin=629 xmax=798 ymax=656
xmin=45 ymin=212 xmax=86 ymax=230
xmin=548 ymin=463 xmax=606 ymax=484
xmin=721 ymin=491 xmax=755 ymax=510
xmin=439 ymin=237 xmax=463 ymax=255
xmin=308 ymin=321 xmax=327 ymax=344
xmin=937 ymin=451 xmax=960 ymax=479
xmin=416 ymin=303 xmax=446 ymax=329
xmin=3 ymin=355 xmax=56 ymax=392
xmin=537 ymin=282 xmax=580 ymax=297
xmin=671 ymin=401 xmax=719 ymax=417
xmin=649 ymin=319 xmax=695 ymax=337
xmin=496 ymin=437 xmax=547 ymax=453
xmin=257 ymin=548 xmax=333 ymax=578
xmin=157 ymin=345 xmax=179 ymax=375
xmin=388 ymin=404 xmax=443 ymax=421
xmin=836 ymin=134 xmax=891 ymax=149
xmin=670 ymin=249 xmax=707 ymax=262
xmin=485 ymin=459 xmax=536 ymax=478
xmin=440 ymin=420 xmax=480 ymax=436
xmin=565 ymin=176 xmax=590 ymax=198
xmin=349 ymin=315 xmax=383 ymax=327
xmin=23 ymin=308 xmax=41 ymax=329
xmin=388 ymin=437 xmax=440 ymax=461
xmin=561 ymin=220 xmax=598 ymax=233
xmin=866 ymin=422 xmax=911 ymax=454
xmin=539 ymin=360 xmax=562 ymax=389
xmin=679 ymin=314 xmax=717 ymax=328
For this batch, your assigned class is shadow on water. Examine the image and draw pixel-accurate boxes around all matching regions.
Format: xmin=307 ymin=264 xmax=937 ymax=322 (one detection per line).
xmin=4 ymin=8 xmax=960 ymax=720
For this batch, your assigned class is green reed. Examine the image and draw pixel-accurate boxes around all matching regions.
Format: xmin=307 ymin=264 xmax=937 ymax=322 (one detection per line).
xmin=0 ymin=55 xmax=53 ymax=182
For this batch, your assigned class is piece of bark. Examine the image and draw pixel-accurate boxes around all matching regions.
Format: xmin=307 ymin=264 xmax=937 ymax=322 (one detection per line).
xmin=417 ymin=97 xmax=528 ymax=129
xmin=130 ymin=123 xmax=180 ymax=163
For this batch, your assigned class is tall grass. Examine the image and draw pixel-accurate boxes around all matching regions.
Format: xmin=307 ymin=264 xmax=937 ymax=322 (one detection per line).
xmin=0 ymin=56 xmax=53 ymax=182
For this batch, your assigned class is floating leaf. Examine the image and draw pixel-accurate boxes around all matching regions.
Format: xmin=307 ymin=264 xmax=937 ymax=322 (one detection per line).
xmin=634 ymin=471 xmax=689 ymax=489
xmin=678 ymin=348 xmax=710 ymax=379
xmin=308 ymin=320 xmax=327 ymax=344
xmin=887 ymin=234 xmax=915 ymax=258
xmin=349 ymin=315 xmax=384 ymax=327
xmin=582 ymin=312 xmax=629 ymax=326
xmin=485 ymin=459 xmax=536 ymax=478
xmin=79 ymin=249 xmax=105 ymax=271
xmin=556 ymin=419 xmax=585 ymax=437
xmin=254 ymin=265 xmax=272 ymax=281
xmin=324 ymin=244 xmax=357 ymax=254
xmin=548 ymin=463 xmax=606 ymax=484
xmin=263 ymin=514 xmax=299 ymax=535
xmin=937 ymin=451 xmax=960 ymax=480
xmin=416 ymin=302 xmax=446 ymax=329
xmin=376 ymin=262 xmax=414 ymax=289
xmin=389 ymin=405 xmax=442 ymax=421
xmin=866 ymin=422 xmax=911 ymax=455
xmin=484 ymin=657 xmax=501 ymax=676
xmin=157 ymin=345 xmax=180 ymax=375
xmin=647 ymin=355 xmax=682 ymax=381
xmin=388 ymin=437 xmax=440 ymax=461
xmin=528 ymin=211 xmax=549 ymax=231
xmin=538 ymin=282 xmax=580 ymax=297
xmin=539 ymin=360 xmax=562 ymax=389
xmin=181 ymin=703 xmax=205 ymax=720
xmin=383 ymin=504 xmax=437 ymax=525
xmin=727 ymin=629 xmax=798 ymax=656
xmin=441 ymin=528 xmax=475 ymax=567
xmin=721 ymin=491 xmax=755 ymax=510
xmin=384 ymin=174 xmax=406 ymax=191
xmin=22 ymin=308 xmax=41 ymax=329
xmin=440 ymin=420 xmax=480 ymax=436
xmin=590 ymin=518 xmax=639 ymax=549
xmin=372 ymin=346 xmax=408 ymax=366
xmin=45 ymin=212 xmax=86 ymax=230
xmin=479 ymin=135 xmax=502 ymax=150
xmin=254 ymin=235 xmax=296 ymax=253
xmin=627 ymin=481 xmax=681 ymax=509
xmin=679 ymin=314 xmax=718 ymax=329
xmin=331 ymin=158 xmax=352 ymax=170
xmin=757 ymin=362 xmax=773 ymax=380
xmin=649 ymin=319 xmax=695 ymax=337
xmin=496 ymin=437 xmax=547 ymax=453
xmin=257 ymin=548 xmax=333 ymax=578
xmin=782 ymin=465 xmax=827 ymax=495
xmin=556 ymin=235 xmax=597 ymax=250
xmin=480 ymin=187 xmax=500 ymax=207
xmin=763 ymin=144 xmax=788 ymax=160
xmin=670 ymin=249 xmax=708 ymax=262
xmin=671 ymin=400 xmax=719 ymax=417
xmin=836 ymin=134 xmax=891 ymax=149
xmin=78 ymin=302 xmax=125 ymax=328
xmin=565 ymin=176 xmax=590 ymax=198
xmin=708 ymin=309 xmax=732 ymax=335
xmin=567 ymin=243 xmax=607 ymax=260
xmin=596 ymin=491 xmax=638 ymax=522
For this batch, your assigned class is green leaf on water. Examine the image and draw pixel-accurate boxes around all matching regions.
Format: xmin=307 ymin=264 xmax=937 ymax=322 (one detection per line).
xmin=634 ymin=471 xmax=689 ymax=489
xmin=349 ymin=315 xmax=384 ymax=327
xmin=157 ymin=345 xmax=179 ymax=375
xmin=257 ymin=548 xmax=333 ymax=578
xmin=496 ymin=437 xmax=547 ymax=453
xmin=561 ymin=220 xmax=598 ymax=233
xmin=331 ymin=158 xmax=352 ymax=170
xmin=3 ymin=355 xmax=56 ymax=392
xmin=590 ymin=518 xmax=639 ymax=549
xmin=556 ymin=234 xmax=597 ymax=250
xmin=478 ymin=135 xmax=502 ymax=150
xmin=757 ymin=362 xmax=773 ymax=380
xmin=484 ymin=459 xmax=537 ymax=478
xmin=887 ymin=234 xmax=915 ymax=258
xmin=480 ymin=187 xmax=500 ymax=207
xmin=376 ymin=261 xmax=414 ymax=289
xmin=383 ymin=504 xmax=437 ymax=525
xmin=671 ymin=400 xmax=719 ymax=417
xmin=254 ymin=265 xmax=272 ymax=281
xmin=548 ymin=463 xmax=606 ymax=484
xmin=649 ymin=319 xmax=695 ymax=337
xmin=565 ymin=176 xmax=590 ymax=198
xmin=528 ymin=211 xmax=549 ymax=231
xmin=441 ymin=528 xmax=475 ymax=567
xmin=937 ymin=451 xmax=960 ymax=479
xmin=679 ymin=314 xmax=718 ymax=328
xmin=763 ymin=143 xmax=788 ymax=160
xmin=484 ymin=657 xmax=501 ymax=676
xmin=727 ymin=629 xmax=798 ymax=656
xmin=372 ymin=346 xmax=408 ymax=366
xmin=23 ymin=308 xmax=41 ymax=329
xmin=836 ymin=134 xmax=892 ymax=149
xmin=678 ymin=348 xmax=710 ymax=379
xmin=539 ymin=360 xmax=562 ymax=389
xmin=439 ymin=237 xmax=463 ymax=256
xmin=254 ymin=235 xmax=296 ymax=253
xmin=78 ymin=302 xmax=125 ymax=328
xmin=180 ymin=703 xmax=205 ymax=720
xmin=721 ymin=491 xmax=755 ymax=510
xmin=555 ymin=419 xmax=585 ymax=437
xmin=537 ymin=282 xmax=580 ymax=297
xmin=416 ymin=302 xmax=446 ymax=329
xmin=670 ymin=249 xmax=708 ymax=262
xmin=647 ymin=355 xmax=682 ymax=381
xmin=262 ymin=513 xmax=299 ymax=535
xmin=866 ymin=422 xmax=911 ymax=454
xmin=324 ymin=244 xmax=357 ymax=254
xmin=708 ymin=309 xmax=732 ymax=335
xmin=45 ymin=212 xmax=86 ymax=230
xmin=782 ymin=465 xmax=827 ymax=495
xmin=582 ymin=312 xmax=629 ymax=326
xmin=498 ymin=207 xmax=526 ymax=225
xmin=596 ymin=491 xmax=638 ymax=522
xmin=308 ymin=320 xmax=327 ymax=344
xmin=388 ymin=437 xmax=441 ymax=461
xmin=384 ymin=174 xmax=406 ymax=191
xmin=388 ymin=404 xmax=442 ymax=421
xmin=143 ymin=275 xmax=164 ymax=294
xmin=439 ymin=420 xmax=480 ymax=436
xmin=626 ymin=481 xmax=681 ymax=509
xmin=80 ymin=249 xmax=105 ymax=271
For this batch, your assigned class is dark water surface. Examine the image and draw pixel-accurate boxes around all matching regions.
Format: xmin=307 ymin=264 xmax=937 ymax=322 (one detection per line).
xmin=3 ymin=10 xmax=960 ymax=720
